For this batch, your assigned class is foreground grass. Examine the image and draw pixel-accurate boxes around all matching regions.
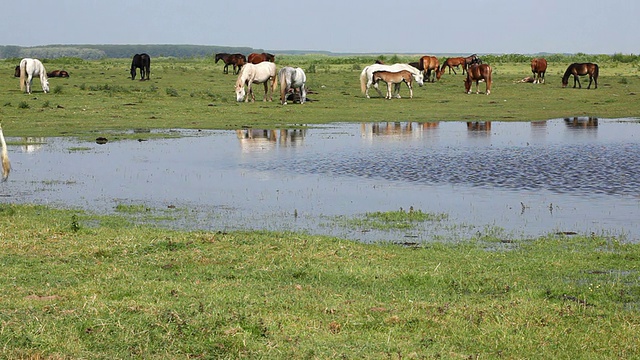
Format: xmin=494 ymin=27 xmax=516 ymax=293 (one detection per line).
xmin=0 ymin=55 xmax=639 ymax=138
xmin=1 ymin=204 xmax=639 ymax=359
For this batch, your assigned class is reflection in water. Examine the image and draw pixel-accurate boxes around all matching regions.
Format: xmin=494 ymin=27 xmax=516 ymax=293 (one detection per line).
xmin=2 ymin=119 xmax=640 ymax=242
xmin=564 ymin=117 xmax=598 ymax=128
xmin=21 ymin=137 xmax=46 ymax=153
xmin=466 ymin=121 xmax=492 ymax=132
xmin=236 ymin=128 xmax=306 ymax=153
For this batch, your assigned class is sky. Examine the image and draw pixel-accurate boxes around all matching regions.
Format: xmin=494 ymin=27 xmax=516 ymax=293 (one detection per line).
xmin=1 ymin=0 xmax=638 ymax=54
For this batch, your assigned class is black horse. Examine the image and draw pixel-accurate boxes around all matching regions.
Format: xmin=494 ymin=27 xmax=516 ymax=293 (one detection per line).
xmin=131 ymin=53 xmax=151 ymax=80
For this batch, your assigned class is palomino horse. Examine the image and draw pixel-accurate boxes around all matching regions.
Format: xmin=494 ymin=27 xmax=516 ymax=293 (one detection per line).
xmin=464 ymin=64 xmax=492 ymax=95
xmin=47 ymin=70 xmax=70 ymax=77
xmin=278 ymin=67 xmax=306 ymax=105
xmin=360 ymin=63 xmax=423 ymax=98
xmin=235 ymin=62 xmax=278 ymax=102
xmin=215 ymin=53 xmax=247 ymax=74
xmin=419 ymin=55 xmax=440 ymax=82
xmin=0 ymin=123 xmax=9 ymax=181
xmin=562 ymin=63 xmax=598 ymax=89
xmin=372 ymin=70 xmax=416 ymax=99
xmin=248 ymin=52 xmax=275 ymax=64
xmin=19 ymin=58 xmax=49 ymax=94
xmin=130 ymin=53 xmax=151 ymax=80
xmin=530 ymin=58 xmax=547 ymax=84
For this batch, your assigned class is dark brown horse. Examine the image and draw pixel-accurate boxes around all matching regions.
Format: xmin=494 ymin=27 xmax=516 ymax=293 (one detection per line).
xmin=47 ymin=70 xmax=70 ymax=78
xmin=464 ymin=54 xmax=481 ymax=68
xmin=248 ymin=52 xmax=275 ymax=64
xmin=419 ymin=55 xmax=440 ymax=82
xmin=530 ymin=58 xmax=547 ymax=84
xmin=464 ymin=64 xmax=492 ymax=95
xmin=215 ymin=53 xmax=247 ymax=74
xmin=14 ymin=65 xmax=20 ymax=77
xmin=130 ymin=53 xmax=151 ymax=80
xmin=562 ymin=63 xmax=599 ymax=89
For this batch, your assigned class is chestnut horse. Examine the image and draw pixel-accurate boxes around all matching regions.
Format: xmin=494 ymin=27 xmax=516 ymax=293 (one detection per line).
xmin=248 ymin=52 xmax=275 ymax=64
xmin=419 ymin=55 xmax=440 ymax=82
xmin=464 ymin=64 xmax=492 ymax=95
xmin=562 ymin=63 xmax=599 ymax=89
xmin=372 ymin=70 xmax=416 ymax=99
xmin=530 ymin=58 xmax=547 ymax=84
xmin=438 ymin=57 xmax=466 ymax=78
xmin=215 ymin=53 xmax=247 ymax=74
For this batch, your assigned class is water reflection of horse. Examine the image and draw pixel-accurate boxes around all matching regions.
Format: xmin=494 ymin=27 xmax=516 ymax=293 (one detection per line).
xmin=236 ymin=128 xmax=306 ymax=152
xmin=465 ymin=64 xmax=492 ymax=95
xmin=215 ymin=53 xmax=247 ymax=74
xmin=248 ymin=52 xmax=275 ymax=64
xmin=467 ymin=121 xmax=492 ymax=131
xmin=564 ymin=117 xmax=598 ymax=128
xmin=562 ymin=63 xmax=598 ymax=89
xmin=130 ymin=53 xmax=151 ymax=80
xmin=360 ymin=63 xmax=423 ymax=98
xmin=372 ymin=70 xmax=416 ymax=99
xmin=419 ymin=55 xmax=439 ymax=82
xmin=278 ymin=67 xmax=306 ymax=105
xmin=19 ymin=58 xmax=49 ymax=94
xmin=530 ymin=58 xmax=547 ymax=84
xmin=235 ymin=62 xmax=278 ymax=102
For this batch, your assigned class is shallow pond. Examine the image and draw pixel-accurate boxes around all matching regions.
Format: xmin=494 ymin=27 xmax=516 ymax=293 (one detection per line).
xmin=2 ymin=118 xmax=640 ymax=242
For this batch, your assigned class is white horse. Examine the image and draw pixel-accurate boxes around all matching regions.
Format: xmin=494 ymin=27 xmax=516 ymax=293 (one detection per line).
xmin=19 ymin=58 xmax=49 ymax=94
xmin=278 ymin=67 xmax=306 ymax=105
xmin=359 ymin=63 xmax=423 ymax=98
xmin=235 ymin=62 xmax=278 ymax=102
xmin=0 ymin=123 xmax=10 ymax=182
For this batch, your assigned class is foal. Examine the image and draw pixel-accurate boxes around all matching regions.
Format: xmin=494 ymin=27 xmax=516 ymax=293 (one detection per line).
xmin=372 ymin=70 xmax=415 ymax=99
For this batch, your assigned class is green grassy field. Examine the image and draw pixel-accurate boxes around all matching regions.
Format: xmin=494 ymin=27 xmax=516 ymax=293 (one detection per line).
xmin=0 ymin=54 xmax=639 ymax=139
xmin=1 ymin=55 xmax=640 ymax=358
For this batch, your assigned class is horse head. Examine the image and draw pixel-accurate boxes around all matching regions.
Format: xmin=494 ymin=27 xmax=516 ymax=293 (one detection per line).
xmin=413 ymin=72 xmax=424 ymax=87
xmin=235 ymin=84 xmax=246 ymax=102
xmin=41 ymin=78 xmax=50 ymax=93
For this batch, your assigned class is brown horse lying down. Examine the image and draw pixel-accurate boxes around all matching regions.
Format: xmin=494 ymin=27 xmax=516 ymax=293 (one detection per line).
xmin=47 ymin=70 xmax=69 ymax=77
xmin=464 ymin=64 xmax=492 ymax=95
xmin=372 ymin=70 xmax=415 ymax=99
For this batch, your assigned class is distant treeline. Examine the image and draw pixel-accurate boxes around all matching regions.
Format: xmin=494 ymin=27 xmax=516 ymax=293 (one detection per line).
xmin=0 ymin=45 xmax=262 ymax=60
xmin=0 ymin=45 xmax=638 ymax=64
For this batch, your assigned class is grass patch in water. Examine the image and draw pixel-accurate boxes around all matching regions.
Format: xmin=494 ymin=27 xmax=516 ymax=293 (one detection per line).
xmin=337 ymin=207 xmax=449 ymax=231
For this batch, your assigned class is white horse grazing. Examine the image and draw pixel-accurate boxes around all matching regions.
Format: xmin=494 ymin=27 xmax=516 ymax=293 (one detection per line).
xmin=360 ymin=63 xmax=423 ymax=98
xmin=278 ymin=67 xmax=306 ymax=105
xmin=0 ymin=123 xmax=10 ymax=182
xmin=19 ymin=58 xmax=49 ymax=94
xmin=235 ymin=62 xmax=278 ymax=102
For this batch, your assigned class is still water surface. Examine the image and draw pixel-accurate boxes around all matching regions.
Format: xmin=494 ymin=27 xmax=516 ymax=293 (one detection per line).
xmin=2 ymin=118 xmax=640 ymax=242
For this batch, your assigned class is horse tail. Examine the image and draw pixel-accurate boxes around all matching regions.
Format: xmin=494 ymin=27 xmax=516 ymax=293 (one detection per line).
xmin=360 ymin=67 xmax=368 ymax=94
xmin=271 ymin=67 xmax=279 ymax=94
xmin=593 ymin=63 xmax=599 ymax=79
xmin=19 ymin=59 xmax=26 ymax=92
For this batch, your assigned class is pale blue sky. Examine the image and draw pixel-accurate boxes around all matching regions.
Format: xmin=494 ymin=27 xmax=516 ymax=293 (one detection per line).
xmin=2 ymin=0 xmax=637 ymax=54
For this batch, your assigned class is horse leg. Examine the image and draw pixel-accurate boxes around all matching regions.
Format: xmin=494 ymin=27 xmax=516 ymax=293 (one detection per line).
xmin=587 ymin=75 xmax=593 ymax=89
xmin=386 ymin=82 xmax=392 ymax=99
xmin=372 ymin=79 xmax=384 ymax=98
xmin=26 ymin=74 xmax=33 ymax=94
xmin=300 ymin=85 xmax=306 ymax=104
xmin=475 ymin=81 xmax=480 ymax=94
xmin=574 ymin=75 xmax=581 ymax=89
xmin=407 ymin=81 xmax=413 ymax=99
xmin=394 ymin=83 xmax=402 ymax=99
xmin=263 ymin=82 xmax=269 ymax=102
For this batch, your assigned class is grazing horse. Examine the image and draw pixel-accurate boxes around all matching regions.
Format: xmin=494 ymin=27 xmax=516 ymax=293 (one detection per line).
xmin=235 ymin=62 xmax=278 ymax=102
xmin=562 ymin=63 xmax=599 ymax=89
xmin=437 ymin=57 xmax=466 ymax=79
xmin=360 ymin=63 xmax=423 ymax=98
xmin=248 ymin=52 xmax=275 ymax=64
xmin=47 ymin=70 xmax=70 ymax=77
xmin=215 ymin=53 xmax=247 ymax=74
xmin=0 ymin=123 xmax=10 ymax=182
xmin=14 ymin=65 xmax=20 ymax=77
xmin=130 ymin=53 xmax=151 ymax=80
xmin=19 ymin=58 xmax=49 ymax=94
xmin=464 ymin=64 xmax=492 ymax=95
xmin=530 ymin=58 xmax=547 ymax=84
xmin=372 ymin=70 xmax=416 ymax=99
xmin=419 ymin=55 xmax=440 ymax=82
xmin=278 ymin=67 xmax=306 ymax=105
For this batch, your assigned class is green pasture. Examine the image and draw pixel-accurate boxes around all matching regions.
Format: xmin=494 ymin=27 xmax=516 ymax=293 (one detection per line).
xmin=0 ymin=54 xmax=639 ymax=138
xmin=0 ymin=204 xmax=639 ymax=359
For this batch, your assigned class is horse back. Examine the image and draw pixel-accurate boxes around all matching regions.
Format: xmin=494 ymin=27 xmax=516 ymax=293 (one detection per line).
xmin=468 ymin=64 xmax=492 ymax=80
